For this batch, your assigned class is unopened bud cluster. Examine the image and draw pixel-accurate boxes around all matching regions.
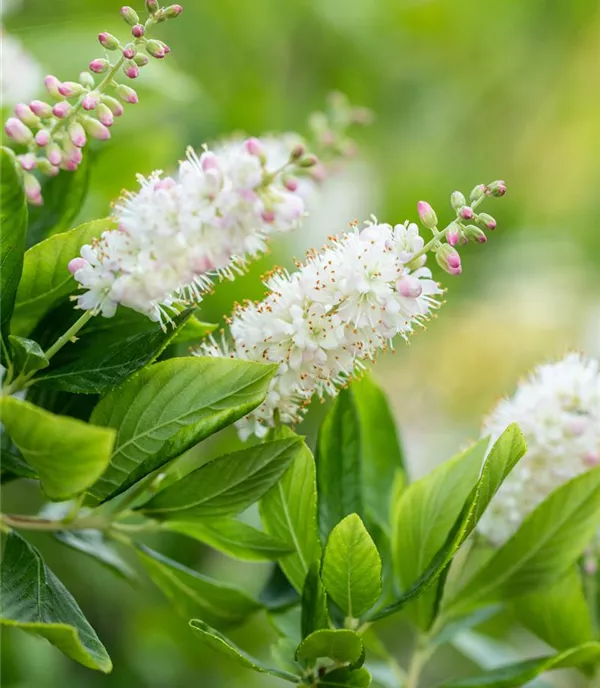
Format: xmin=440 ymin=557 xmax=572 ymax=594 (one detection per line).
xmin=3 ymin=3 xmax=182 ymax=205
xmin=415 ymin=180 xmax=507 ymax=276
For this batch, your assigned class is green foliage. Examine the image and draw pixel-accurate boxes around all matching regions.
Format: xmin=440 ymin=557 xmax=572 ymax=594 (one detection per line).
xmin=88 ymin=356 xmax=276 ymax=502
xmin=0 ymin=531 xmax=112 ymax=673
xmin=295 ymin=628 xmax=363 ymax=666
xmin=54 ymin=530 xmax=136 ymax=581
xmin=301 ymin=563 xmax=330 ymax=639
xmin=321 ymin=513 xmax=382 ymax=620
xmin=8 ymin=334 xmax=49 ymax=375
xmin=0 ymin=395 xmax=115 ymax=501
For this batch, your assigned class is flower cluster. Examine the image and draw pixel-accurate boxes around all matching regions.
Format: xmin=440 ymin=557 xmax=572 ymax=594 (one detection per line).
xmin=68 ymin=138 xmax=317 ymax=324
xmin=477 ymin=354 xmax=600 ymax=553
xmin=202 ymin=219 xmax=442 ymax=439
xmin=3 ymin=2 xmax=182 ymax=205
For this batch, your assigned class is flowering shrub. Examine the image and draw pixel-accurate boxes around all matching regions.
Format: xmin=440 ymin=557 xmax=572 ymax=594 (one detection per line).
xmin=2 ymin=4 xmax=600 ymax=688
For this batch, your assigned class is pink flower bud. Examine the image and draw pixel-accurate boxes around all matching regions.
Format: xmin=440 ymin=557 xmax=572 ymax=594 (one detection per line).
xmin=261 ymin=209 xmax=276 ymax=223
xmin=131 ymin=24 xmax=145 ymax=38
xmin=450 ymin=191 xmax=466 ymax=210
xmin=290 ymin=144 xmax=305 ymax=161
xmin=101 ymin=95 xmax=124 ymax=116
xmin=162 ymin=43 xmax=171 ymax=55
xmin=44 ymin=74 xmax=62 ymax=98
xmin=98 ymin=31 xmax=120 ymax=50
xmin=30 ymin=99 xmax=53 ymax=118
xmin=470 ymin=184 xmax=487 ymax=203
xmin=133 ymin=54 xmax=149 ymax=67
xmin=155 ymin=177 xmax=177 ymax=190
xmin=81 ymin=116 xmax=111 ymax=140
xmin=18 ymin=154 xmax=37 ymax=171
xmin=584 ymin=451 xmax=600 ymax=467
xmin=120 ymin=6 xmax=140 ymax=26
xmin=437 ymin=245 xmax=462 ymax=275
xmin=68 ymin=121 xmax=87 ymax=148
xmin=476 ymin=213 xmax=497 ymax=231
xmin=446 ymin=223 xmax=461 ymax=246
xmin=96 ymin=103 xmax=114 ymax=127
xmin=146 ymin=0 xmax=159 ymax=12
xmin=447 ymin=252 xmax=461 ymax=270
xmin=46 ymin=143 xmax=63 ymax=166
xmin=146 ymin=39 xmax=166 ymax=58
xmin=14 ymin=103 xmax=40 ymax=127
xmin=284 ymin=177 xmax=299 ymax=192
xmin=244 ymin=137 xmax=263 ymax=157
xmin=79 ymin=71 xmax=95 ymax=88
xmin=200 ymin=152 xmax=219 ymax=172
xmin=396 ymin=275 xmax=423 ymax=299
xmin=63 ymin=140 xmax=83 ymax=166
xmin=37 ymin=158 xmax=59 ymax=176
xmin=4 ymin=117 xmax=33 ymax=144
xmin=52 ymin=101 xmax=72 ymax=119
xmin=298 ymin=154 xmax=318 ymax=168
xmin=82 ymin=92 xmax=100 ymax=110
xmin=122 ymin=43 xmax=137 ymax=59
xmin=35 ymin=129 xmax=50 ymax=147
xmin=417 ymin=201 xmax=438 ymax=230
xmin=68 ymin=257 xmax=88 ymax=274
xmin=165 ymin=4 xmax=183 ymax=18
xmin=488 ymin=180 xmax=507 ymax=197
xmin=23 ymin=173 xmax=42 ymax=205
xmin=89 ymin=58 xmax=110 ymax=74
xmin=58 ymin=81 xmax=84 ymax=97
xmin=123 ymin=63 xmax=139 ymax=79
xmin=62 ymin=159 xmax=79 ymax=172
xmin=115 ymin=84 xmax=138 ymax=104
xmin=459 ymin=206 xmax=474 ymax=220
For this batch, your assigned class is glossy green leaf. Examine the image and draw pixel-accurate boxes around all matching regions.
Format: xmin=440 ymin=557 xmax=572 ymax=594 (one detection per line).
xmin=301 ymin=563 xmax=329 ymax=639
xmin=370 ymin=424 xmax=526 ymax=621
xmin=26 ymin=153 xmax=91 ymax=246
xmin=447 ymin=465 xmax=600 ymax=617
xmin=137 ymin=546 xmax=261 ymax=629
xmin=0 ymin=147 xmax=28 ymax=337
xmin=189 ymin=619 xmax=300 ymax=682
xmin=11 ymin=218 xmax=115 ymax=336
xmin=351 ymin=375 xmax=405 ymax=528
xmin=437 ymin=642 xmax=600 ymax=687
xmin=88 ymin=356 xmax=276 ymax=502
xmin=260 ymin=565 xmax=300 ymax=610
xmin=0 ymin=396 xmax=115 ymax=501
xmin=0 ymin=426 xmax=37 ymax=483
xmin=55 ymin=530 xmax=135 ymax=582
xmin=260 ymin=428 xmax=321 ymax=593
xmin=8 ymin=334 xmax=48 ymax=375
xmin=0 ymin=531 xmax=112 ymax=672
xmin=296 ymin=629 xmax=363 ymax=666
xmin=322 ymin=514 xmax=382 ymax=619
xmin=163 ymin=518 xmax=293 ymax=561
xmin=319 ymin=667 xmax=372 ymax=687
xmin=316 ymin=389 xmax=364 ymax=540
xmin=393 ymin=439 xmax=486 ymax=630
xmin=139 ymin=437 xmax=303 ymax=519
xmin=171 ymin=316 xmax=217 ymax=344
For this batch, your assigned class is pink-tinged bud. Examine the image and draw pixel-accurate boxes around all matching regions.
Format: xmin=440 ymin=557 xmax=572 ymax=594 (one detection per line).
xmin=200 ymin=152 xmax=219 ymax=171
xmin=155 ymin=177 xmax=177 ymax=190
xmin=396 ymin=275 xmax=423 ymax=299
xmin=261 ymin=210 xmax=276 ymax=223
xmin=464 ymin=225 xmax=487 ymax=243
xmin=417 ymin=201 xmax=438 ymax=230
xmin=89 ymin=58 xmax=110 ymax=74
xmin=52 ymin=101 xmax=71 ymax=119
xmin=62 ymin=159 xmax=79 ymax=171
xmin=123 ymin=63 xmax=139 ymax=79
xmin=244 ymin=137 xmax=263 ymax=157
xmin=63 ymin=140 xmax=83 ymax=166
xmin=68 ymin=121 xmax=87 ymax=148
xmin=165 ymin=4 xmax=183 ymax=18
xmin=18 ymin=154 xmax=37 ymax=171
xmin=584 ymin=451 xmax=600 ymax=467
xmin=30 ymin=99 xmax=53 ymax=118
xmin=5 ymin=117 xmax=33 ymax=144
xmin=68 ymin=257 xmax=88 ymax=274
xmin=146 ymin=39 xmax=166 ymax=58
xmin=116 ymin=84 xmax=138 ymax=104
xmin=35 ymin=129 xmax=50 ymax=147
xmin=46 ymin=143 xmax=63 ymax=166
xmin=23 ymin=173 xmax=42 ymax=205
xmin=470 ymin=184 xmax=487 ymax=203
xmin=446 ymin=222 xmax=461 ymax=246
xmin=308 ymin=162 xmax=327 ymax=183
xmin=284 ymin=177 xmax=299 ymax=192
xmin=133 ymin=53 xmax=149 ymax=67
xmin=58 ymin=81 xmax=84 ymax=97
xmin=81 ymin=116 xmax=111 ymax=140
xmin=37 ymin=158 xmax=59 ymax=176
xmin=98 ymin=31 xmax=120 ymax=50
xmin=44 ymin=75 xmax=62 ymax=98
xmin=131 ymin=24 xmax=145 ymax=38
xmin=79 ymin=71 xmax=95 ymax=88
xmin=299 ymin=154 xmax=318 ymax=168
xmin=162 ymin=43 xmax=171 ymax=55
xmin=100 ymin=95 xmax=124 ymax=117
xmin=14 ymin=103 xmax=40 ymax=127
xmin=120 ymin=6 xmax=140 ymax=25
xmin=96 ymin=103 xmax=114 ymax=127
xmin=82 ymin=92 xmax=100 ymax=110
xmin=488 ymin=180 xmax=507 ymax=197
xmin=450 ymin=191 xmax=466 ymax=210
xmin=437 ymin=245 xmax=462 ymax=275
xmin=122 ymin=43 xmax=137 ymax=59
xmin=447 ymin=252 xmax=461 ymax=270
xmin=458 ymin=206 xmax=474 ymax=220
xmin=290 ymin=144 xmax=305 ymax=161
xmin=146 ymin=0 xmax=159 ymax=13
xmin=476 ymin=213 xmax=497 ymax=231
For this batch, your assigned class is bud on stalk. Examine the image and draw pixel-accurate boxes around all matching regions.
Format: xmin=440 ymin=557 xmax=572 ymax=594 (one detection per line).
xmin=417 ymin=201 xmax=438 ymax=230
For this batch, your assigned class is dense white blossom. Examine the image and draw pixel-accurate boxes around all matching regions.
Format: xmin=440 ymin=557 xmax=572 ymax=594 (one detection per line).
xmin=1 ymin=27 xmax=42 ymax=106
xmin=478 ymin=353 xmax=600 ymax=546
xmin=70 ymin=139 xmax=309 ymax=324
xmin=202 ymin=220 xmax=442 ymax=439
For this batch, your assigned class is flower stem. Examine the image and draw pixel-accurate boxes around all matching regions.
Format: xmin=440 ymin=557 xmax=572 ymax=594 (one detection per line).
xmin=44 ymin=308 xmax=94 ymax=361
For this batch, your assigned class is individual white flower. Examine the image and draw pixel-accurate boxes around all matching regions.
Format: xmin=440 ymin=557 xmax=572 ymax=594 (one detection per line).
xmin=1 ymin=27 xmax=42 ymax=106
xmin=201 ymin=219 xmax=442 ymax=439
xmin=477 ymin=353 xmax=600 ymax=547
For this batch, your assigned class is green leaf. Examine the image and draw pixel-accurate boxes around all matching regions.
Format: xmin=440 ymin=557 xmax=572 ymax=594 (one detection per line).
xmin=8 ymin=334 xmax=48 ymax=375
xmin=296 ymin=629 xmax=363 ymax=666
xmin=0 ymin=396 xmax=115 ymax=501
xmin=189 ymin=619 xmax=300 ymax=682
xmin=35 ymin=307 xmax=196 ymax=394
xmin=301 ymin=563 xmax=329 ymax=639
xmin=0 ymin=531 xmax=112 ymax=672
xmin=322 ymin=514 xmax=382 ymax=619
xmin=351 ymin=375 xmax=405 ymax=528
xmin=436 ymin=642 xmax=600 ymax=687
xmin=139 ymin=437 xmax=304 ymax=519
xmin=164 ymin=518 xmax=293 ymax=561
xmin=136 ymin=546 xmax=261 ymax=629
xmin=316 ymin=389 xmax=364 ymax=540
xmin=11 ymin=218 xmax=115 ymax=336
xmin=260 ymin=565 xmax=301 ymax=610
xmin=319 ymin=667 xmax=372 ymax=687
xmin=392 ymin=439 xmax=486 ymax=630
xmin=0 ymin=426 xmax=37 ymax=483
xmin=88 ymin=356 xmax=276 ymax=502
xmin=369 ymin=424 xmax=527 ymax=621
xmin=171 ymin=316 xmax=217 ymax=344
xmin=27 ymin=153 xmax=91 ymax=246
xmin=55 ymin=530 xmax=136 ymax=582
xmin=447 ymin=465 xmax=600 ymax=617
xmin=0 ymin=147 xmax=28 ymax=337
xmin=260 ymin=428 xmax=321 ymax=593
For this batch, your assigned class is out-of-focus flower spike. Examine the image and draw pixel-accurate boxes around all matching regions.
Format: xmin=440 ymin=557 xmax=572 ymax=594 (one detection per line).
xmin=5 ymin=117 xmax=33 ymax=144
xmin=68 ymin=120 xmax=87 ymax=148
xmin=29 ymin=100 xmax=53 ymax=118
xmin=37 ymin=158 xmax=60 ymax=176
xmin=46 ymin=142 xmax=63 ymax=166
xmin=81 ymin=116 xmax=111 ymax=140
xmin=35 ymin=129 xmax=51 ymax=147
xmin=23 ymin=173 xmax=43 ymax=205
xmin=18 ymin=153 xmax=37 ymax=171
xmin=14 ymin=103 xmax=40 ymax=127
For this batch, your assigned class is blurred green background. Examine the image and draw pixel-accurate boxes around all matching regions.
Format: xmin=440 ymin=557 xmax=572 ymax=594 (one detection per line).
xmin=2 ymin=0 xmax=600 ymax=685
